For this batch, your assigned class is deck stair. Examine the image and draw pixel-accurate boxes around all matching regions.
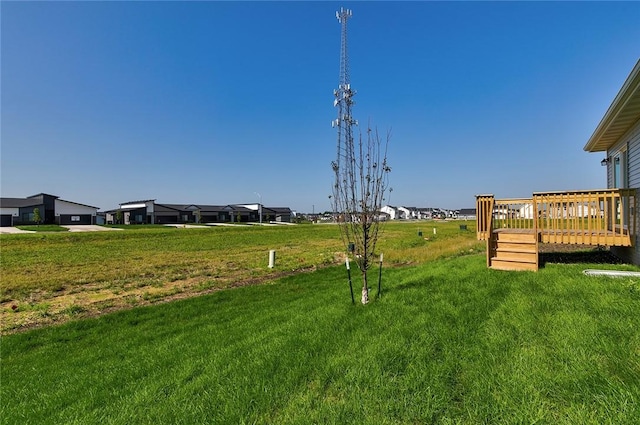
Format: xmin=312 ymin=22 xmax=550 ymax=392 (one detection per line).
xmin=489 ymin=229 xmax=539 ymax=271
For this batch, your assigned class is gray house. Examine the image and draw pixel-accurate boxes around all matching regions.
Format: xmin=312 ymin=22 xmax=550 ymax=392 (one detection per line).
xmin=584 ymin=58 xmax=640 ymax=264
xmin=0 ymin=193 xmax=99 ymax=226
xmin=107 ymin=200 xmax=291 ymax=225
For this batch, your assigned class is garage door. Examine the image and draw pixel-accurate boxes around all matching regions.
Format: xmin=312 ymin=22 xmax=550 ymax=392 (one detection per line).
xmin=59 ymin=215 xmax=92 ymax=225
xmin=0 ymin=215 xmax=13 ymax=227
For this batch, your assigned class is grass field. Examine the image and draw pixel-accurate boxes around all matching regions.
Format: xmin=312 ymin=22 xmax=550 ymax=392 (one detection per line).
xmin=2 ymin=253 xmax=639 ymax=424
xmin=15 ymin=224 xmax=69 ymax=232
xmin=1 ymin=221 xmax=482 ymax=333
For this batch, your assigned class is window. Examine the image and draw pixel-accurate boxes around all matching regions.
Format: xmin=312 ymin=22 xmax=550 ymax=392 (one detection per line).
xmin=613 ymin=149 xmax=627 ymax=189
xmin=612 ymin=149 xmax=629 ymax=229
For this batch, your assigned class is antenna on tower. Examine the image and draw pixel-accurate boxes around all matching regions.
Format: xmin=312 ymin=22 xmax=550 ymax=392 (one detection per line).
xmin=332 ymin=7 xmax=357 ymax=182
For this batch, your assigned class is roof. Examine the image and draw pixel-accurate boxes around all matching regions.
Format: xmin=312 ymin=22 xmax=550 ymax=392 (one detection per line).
xmin=0 ymin=195 xmax=97 ymax=210
xmin=269 ymin=207 xmax=292 ymax=214
xmin=197 ymin=205 xmax=233 ymax=213
xmin=115 ymin=199 xmax=292 ymax=214
xmin=159 ymin=204 xmax=258 ymax=213
xmin=27 ymin=193 xmax=59 ymax=199
xmin=156 ymin=203 xmax=191 ymax=211
xmin=230 ymin=205 xmax=252 ymax=213
xmin=56 ymin=198 xmax=99 ymax=210
xmin=584 ymin=59 xmax=640 ymax=152
xmin=120 ymin=199 xmax=156 ymax=204
xmin=0 ymin=197 xmax=42 ymax=208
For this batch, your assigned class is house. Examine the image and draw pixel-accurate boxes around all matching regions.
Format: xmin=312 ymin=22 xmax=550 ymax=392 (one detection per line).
xmin=267 ymin=207 xmax=293 ymax=223
xmin=107 ymin=200 xmax=291 ymax=225
xmin=0 ymin=193 xmax=99 ymax=226
xmin=380 ymin=205 xmax=399 ymax=220
xmin=416 ymin=207 xmax=435 ymax=219
xmin=458 ymin=208 xmax=476 ymax=220
xmin=405 ymin=207 xmax=432 ymax=219
xmin=380 ymin=205 xmax=408 ymax=220
xmin=397 ymin=206 xmax=411 ymax=219
xmin=476 ymin=59 xmax=640 ymax=270
xmin=234 ymin=204 xmax=292 ymax=223
xmin=584 ymin=58 xmax=640 ymax=264
xmin=431 ymin=208 xmax=446 ymax=220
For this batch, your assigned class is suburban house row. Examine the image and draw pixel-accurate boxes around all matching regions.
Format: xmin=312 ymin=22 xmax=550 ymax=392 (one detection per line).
xmin=106 ymin=200 xmax=292 ymax=225
xmin=380 ymin=205 xmax=476 ymax=220
xmin=0 ymin=194 xmax=292 ymax=227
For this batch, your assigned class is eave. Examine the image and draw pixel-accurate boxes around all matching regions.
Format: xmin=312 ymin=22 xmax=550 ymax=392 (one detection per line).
xmin=584 ymin=59 xmax=640 ymax=153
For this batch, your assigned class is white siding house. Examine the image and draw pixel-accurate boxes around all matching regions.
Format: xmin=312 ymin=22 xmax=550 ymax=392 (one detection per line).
xmin=584 ymin=59 xmax=640 ymax=265
xmin=397 ymin=207 xmax=411 ymax=219
xmin=380 ymin=205 xmax=413 ymax=220
xmin=380 ymin=205 xmax=398 ymax=220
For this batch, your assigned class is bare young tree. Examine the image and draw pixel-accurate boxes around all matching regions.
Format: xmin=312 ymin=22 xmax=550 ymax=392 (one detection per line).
xmin=331 ymin=126 xmax=391 ymax=304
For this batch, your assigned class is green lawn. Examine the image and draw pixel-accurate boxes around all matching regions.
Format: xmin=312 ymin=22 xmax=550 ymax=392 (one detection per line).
xmin=1 ymin=221 xmax=483 ymax=333
xmin=15 ymin=224 xmax=69 ymax=232
xmin=2 ymin=254 xmax=639 ymax=424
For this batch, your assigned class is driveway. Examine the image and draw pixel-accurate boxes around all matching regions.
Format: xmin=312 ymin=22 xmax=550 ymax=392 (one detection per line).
xmin=63 ymin=225 xmax=123 ymax=232
xmin=0 ymin=227 xmax=34 ymax=234
xmin=0 ymin=225 xmax=123 ymax=234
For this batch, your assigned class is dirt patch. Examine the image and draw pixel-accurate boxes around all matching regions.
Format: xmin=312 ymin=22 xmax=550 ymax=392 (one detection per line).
xmin=1 ymin=265 xmax=319 ymax=335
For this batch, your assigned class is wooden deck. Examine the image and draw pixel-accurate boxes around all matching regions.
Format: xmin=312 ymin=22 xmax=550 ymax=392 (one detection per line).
xmin=477 ymin=189 xmax=636 ymax=271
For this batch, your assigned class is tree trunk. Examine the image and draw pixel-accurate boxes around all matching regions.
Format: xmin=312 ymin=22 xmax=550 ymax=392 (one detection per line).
xmin=361 ymin=271 xmax=369 ymax=304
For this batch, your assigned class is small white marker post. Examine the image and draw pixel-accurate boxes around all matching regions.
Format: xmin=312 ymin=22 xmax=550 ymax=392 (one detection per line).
xmin=377 ymin=253 xmax=384 ymax=298
xmin=346 ymin=257 xmax=354 ymax=304
xmin=268 ymin=250 xmax=276 ymax=268
xmin=433 ymin=227 xmax=437 ymax=235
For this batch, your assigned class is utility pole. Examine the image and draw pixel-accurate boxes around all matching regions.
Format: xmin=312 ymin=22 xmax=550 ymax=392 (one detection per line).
xmin=255 ymin=192 xmax=262 ymax=224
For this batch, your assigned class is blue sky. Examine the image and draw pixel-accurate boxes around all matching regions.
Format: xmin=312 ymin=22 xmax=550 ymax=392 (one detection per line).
xmin=2 ymin=1 xmax=639 ymax=213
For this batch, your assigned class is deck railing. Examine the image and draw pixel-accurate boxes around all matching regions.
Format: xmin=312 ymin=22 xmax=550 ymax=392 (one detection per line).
xmin=476 ymin=189 xmax=636 ymax=247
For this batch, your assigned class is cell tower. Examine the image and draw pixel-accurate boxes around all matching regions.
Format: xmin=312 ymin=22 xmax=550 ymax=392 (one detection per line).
xmin=332 ymin=8 xmax=357 ymax=206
